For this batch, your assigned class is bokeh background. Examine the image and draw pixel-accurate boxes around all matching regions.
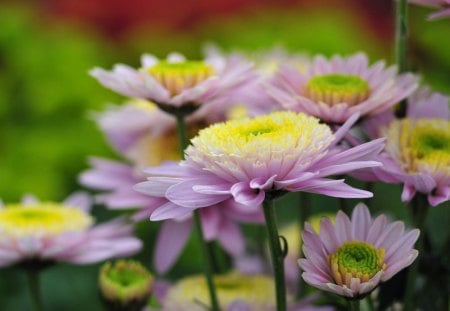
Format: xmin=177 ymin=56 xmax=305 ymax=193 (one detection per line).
xmin=0 ymin=0 xmax=449 ymax=310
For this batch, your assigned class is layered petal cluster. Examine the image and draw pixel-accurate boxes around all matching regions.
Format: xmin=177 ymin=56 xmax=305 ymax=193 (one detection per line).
xmin=410 ymin=0 xmax=450 ymax=20
xmin=80 ymin=158 xmax=263 ymax=274
xmin=267 ymin=53 xmax=418 ymax=124
xmin=90 ymin=52 xmax=255 ymax=110
xmin=299 ymin=203 xmax=419 ymax=298
xmin=360 ymin=88 xmax=450 ymax=206
xmin=136 ymin=111 xmax=384 ymax=220
xmin=0 ymin=193 xmax=142 ymax=267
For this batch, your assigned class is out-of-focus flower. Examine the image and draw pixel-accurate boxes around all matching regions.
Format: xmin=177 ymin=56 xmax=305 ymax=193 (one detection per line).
xmin=0 ymin=193 xmax=142 ymax=267
xmin=410 ymin=0 xmax=450 ymax=20
xmin=90 ymin=52 xmax=255 ymax=114
xmin=135 ymin=111 xmax=384 ymax=220
xmin=299 ymin=203 xmax=419 ymax=298
xmin=99 ymin=260 xmax=153 ymax=310
xmin=164 ymin=273 xmax=277 ymax=311
xmin=359 ymin=88 xmax=450 ymax=206
xmin=379 ymin=117 xmax=449 ymax=206
xmin=163 ymin=272 xmax=332 ymax=311
xmin=267 ymin=53 xmax=418 ymax=124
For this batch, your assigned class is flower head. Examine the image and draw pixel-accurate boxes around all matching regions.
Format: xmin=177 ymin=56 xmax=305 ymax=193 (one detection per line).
xmin=410 ymin=0 xmax=450 ymax=20
xmin=163 ymin=273 xmax=277 ymax=311
xmin=0 ymin=193 xmax=142 ymax=267
xmin=359 ymin=87 xmax=450 ymax=206
xmin=267 ymin=53 xmax=418 ymax=124
xmin=136 ymin=111 xmax=384 ymax=219
xmin=299 ymin=203 xmax=419 ymax=298
xmin=90 ymin=52 xmax=255 ymax=113
xmin=99 ymin=260 xmax=153 ymax=308
xmin=380 ymin=117 xmax=450 ymax=205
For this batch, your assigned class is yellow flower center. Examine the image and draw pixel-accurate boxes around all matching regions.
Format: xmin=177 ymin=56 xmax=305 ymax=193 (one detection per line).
xmin=188 ymin=111 xmax=334 ymax=178
xmin=147 ymin=61 xmax=215 ymax=97
xmin=164 ymin=273 xmax=276 ymax=311
xmin=304 ymin=74 xmax=370 ymax=106
xmin=384 ymin=118 xmax=450 ymax=176
xmin=329 ymin=241 xmax=385 ymax=288
xmin=0 ymin=203 xmax=93 ymax=238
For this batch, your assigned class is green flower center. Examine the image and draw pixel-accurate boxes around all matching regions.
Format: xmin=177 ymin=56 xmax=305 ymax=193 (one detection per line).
xmin=99 ymin=260 xmax=153 ymax=305
xmin=305 ymin=74 xmax=370 ymax=106
xmin=147 ymin=60 xmax=215 ymax=96
xmin=329 ymin=241 xmax=385 ymax=287
xmin=0 ymin=203 xmax=93 ymax=238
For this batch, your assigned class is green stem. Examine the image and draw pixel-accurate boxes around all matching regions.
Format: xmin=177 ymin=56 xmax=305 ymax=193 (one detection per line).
xmin=263 ymin=198 xmax=287 ymax=311
xmin=175 ymin=113 xmax=220 ymax=311
xmin=404 ymin=194 xmax=429 ymax=311
xmin=366 ymin=294 xmax=375 ymax=311
xmin=175 ymin=113 xmax=189 ymax=158
xmin=26 ymin=269 xmax=43 ymax=311
xmin=193 ymin=211 xmax=220 ymax=311
xmin=348 ymin=299 xmax=361 ymax=311
xmin=395 ymin=0 xmax=409 ymax=117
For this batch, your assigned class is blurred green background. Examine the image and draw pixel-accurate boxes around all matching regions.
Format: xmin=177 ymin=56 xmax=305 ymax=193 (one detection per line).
xmin=0 ymin=1 xmax=449 ymax=310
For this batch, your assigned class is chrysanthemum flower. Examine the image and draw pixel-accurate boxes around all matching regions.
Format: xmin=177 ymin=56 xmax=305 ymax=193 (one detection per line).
xmin=379 ymin=117 xmax=450 ymax=206
xmin=163 ymin=273 xmax=277 ymax=311
xmin=0 ymin=193 xmax=142 ymax=267
xmin=99 ymin=260 xmax=153 ymax=309
xmin=359 ymin=88 xmax=450 ymax=206
xmin=90 ymin=52 xmax=255 ymax=113
xmin=298 ymin=203 xmax=419 ymax=298
xmin=410 ymin=0 xmax=450 ymax=20
xmin=267 ymin=53 xmax=418 ymax=124
xmin=136 ymin=111 xmax=384 ymax=219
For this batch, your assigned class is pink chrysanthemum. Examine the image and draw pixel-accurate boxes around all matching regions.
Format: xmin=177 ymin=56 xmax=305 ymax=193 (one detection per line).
xmin=267 ymin=53 xmax=418 ymax=124
xmin=0 ymin=193 xmax=142 ymax=267
xmin=80 ymin=158 xmax=264 ymax=274
xmin=135 ymin=111 xmax=384 ymax=220
xmin=359 ymin=88 xmax=450 ymax=206
xmin=298 ymin=203 xmax=419 ymax=298
xmin=90 ymin=52 xmax=255 ymax=112
xmin=410 ymin=0 xmax=450 ymax=20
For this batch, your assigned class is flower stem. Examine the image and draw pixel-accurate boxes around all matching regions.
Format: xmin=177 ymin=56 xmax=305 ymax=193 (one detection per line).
xmin=395 ymin=0 xmax=409 ymax=117
xmin=175 ymin=113 xmax=220 ymax=311
xmin=26 ymin=269 xmax=43 ymax=311
xmin=348 ymin=299 xmax=361 ymax=311
xmin=263 ymin=198 xmax=287 ymax=311
xmin=404 ymin=194 xmax=429 ymax=311
xmin=193 ymin=211 xmax=221 ymax=311
xmin=175 ymin=113 xmax=189 ymax=158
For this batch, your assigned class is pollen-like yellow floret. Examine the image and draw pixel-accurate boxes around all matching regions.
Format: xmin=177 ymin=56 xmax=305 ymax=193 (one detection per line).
xmin=146 ymin=61 xmax=215 ymax=97
xmin=188 ymin=111 xmax=334 ymax=178
xmin=0 ymin=203 xmax=93 ymax=238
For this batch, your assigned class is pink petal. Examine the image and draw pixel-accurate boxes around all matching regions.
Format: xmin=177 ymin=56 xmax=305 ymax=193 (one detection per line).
xmin=154 ymin=220 xmax=193 ymax=273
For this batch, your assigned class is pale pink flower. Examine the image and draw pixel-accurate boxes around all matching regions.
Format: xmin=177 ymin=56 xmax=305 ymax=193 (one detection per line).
xmin=90 ymin=52 xmax=255 ymax=111
xmin=267 ymin=53 xmax=418 ymax=124
xmin=0 ymin=193 xmax=142 ymax=267
xmin=299 ymin=203 xmax=419 ymax=298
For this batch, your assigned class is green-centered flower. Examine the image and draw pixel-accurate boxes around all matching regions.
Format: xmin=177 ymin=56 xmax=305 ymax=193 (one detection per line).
xmin=99 ymin=260 xmax=153 ymax=309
